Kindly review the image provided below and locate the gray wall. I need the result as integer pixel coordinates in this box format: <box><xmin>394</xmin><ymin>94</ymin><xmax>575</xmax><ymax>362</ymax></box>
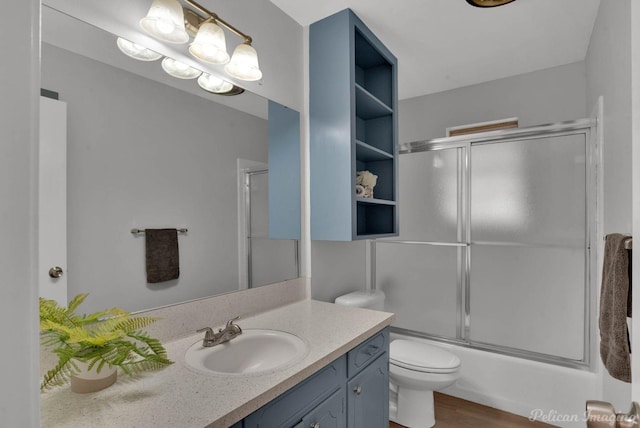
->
<box><xmin>399</xmin><ymin>61</ymin><xmax>587</xmax><ymax>143</ymax></box>
<box><xmin>42</xmin><ymin>44</ymin><xmax>268</xmax><ymax>314</ymax></box>
<box><xmin>585</xmin><ymin>0</ymin><xmax>633</xmax><ymax>410</ymax></box>
<box><xmin>0</xmin><ymin>1</ymin><xmax>40</xmax><ymax>425</ymax></box>
<box><xmin>311</xmin><ymin>62</ymin><xmax>588</xmax><ymax>303</ymax></box>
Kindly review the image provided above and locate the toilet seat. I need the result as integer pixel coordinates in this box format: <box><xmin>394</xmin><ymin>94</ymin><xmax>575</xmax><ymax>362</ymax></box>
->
<box><xmin>390</xmin><ymin>340</ymin><xmax>461</xmax><ymax>374</ymax></box>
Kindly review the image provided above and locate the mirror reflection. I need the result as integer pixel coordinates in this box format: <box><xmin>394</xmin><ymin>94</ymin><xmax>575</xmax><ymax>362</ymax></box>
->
<box><xmin>40</xmin><ymin>6</ymin><xmax>299</xmax><ymax>313</ymax></box>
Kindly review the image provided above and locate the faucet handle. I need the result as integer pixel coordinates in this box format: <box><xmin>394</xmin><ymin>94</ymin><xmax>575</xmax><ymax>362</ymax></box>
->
<box><xmin>226</xmin><ymin>316</ymin><xmax>240</xmax><ymax>328</ymax></box>
<box><xmin>197</xmin><ymin>327</ymin><xmax>215</xmax><ymax>340</ymax></box>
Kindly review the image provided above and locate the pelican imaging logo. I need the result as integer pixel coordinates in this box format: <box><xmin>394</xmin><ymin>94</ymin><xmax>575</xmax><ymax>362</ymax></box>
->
<box><xmin>529</xmin><ymin>408</ymin><xmax>639</xmax><ymax>424</ymax></box>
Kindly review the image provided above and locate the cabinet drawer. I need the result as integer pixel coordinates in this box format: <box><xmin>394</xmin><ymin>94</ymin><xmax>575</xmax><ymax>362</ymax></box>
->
<box><xmin>298</xmin><ymin>388</ymin><xmax>346</xmax><ymax>428</ymax></box>
<box><xmin>244</xmin><ymin>355</ymin><xmax>346</xmax><ymax>428</ymax></box>
<box><xmin>347</xmin><ymin>328</ymin><xmax>389</xmax><ymax>377</ymax></box>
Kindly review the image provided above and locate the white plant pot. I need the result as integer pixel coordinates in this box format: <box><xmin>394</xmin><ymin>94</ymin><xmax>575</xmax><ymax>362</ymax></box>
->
<box><xmin>70</xmin><ymin>360</ymin><xmax>117</xmax><ymax>393</ymax></box>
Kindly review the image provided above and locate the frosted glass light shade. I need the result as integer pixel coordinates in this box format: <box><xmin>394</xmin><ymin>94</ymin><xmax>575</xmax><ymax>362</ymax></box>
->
<box><xmin>189</xmin><ymin>22</ymin><xmax>230</xmax><ymax>64</ymax></box>
<box><xmin>197</xmin><ymin>73</ymin><xmax>234</xmax><ymax>94</ymax></box>
<box><xmin>140</xmin><ymin>0</ymin><xmax>189</xmax><ymax>44</ymax></box>
<box><xmin>161</xmin><ymin>57</ymin><xmax>202</xmax><ymax>79</ymax></box>
<box><xmin>224</xmin><ymin>43</ymin><xmax>262</xmax><ymax>81</ymax></box>
<box><xmin>116</xmin><ymin>38</ymin><xmax>163</xmax><ymax>61</ymax></box>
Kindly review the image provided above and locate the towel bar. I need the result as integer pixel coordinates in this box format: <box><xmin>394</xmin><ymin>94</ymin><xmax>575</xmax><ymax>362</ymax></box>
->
<box><xmin>625</xmin><ymin>238</ymin><xmax>633</xmax><ymax>250</ymax></box>
<box><xmin>130</xmin><ymin>228</ymin><xmax>188</xmax><ymax>234</ymax></box>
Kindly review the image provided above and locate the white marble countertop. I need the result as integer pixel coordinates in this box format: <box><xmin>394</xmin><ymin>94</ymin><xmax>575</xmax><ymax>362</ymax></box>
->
<box><xmin>40</xmin><ymin>299</ymin><xmax>394</xmax><ymax>428</ymax></box>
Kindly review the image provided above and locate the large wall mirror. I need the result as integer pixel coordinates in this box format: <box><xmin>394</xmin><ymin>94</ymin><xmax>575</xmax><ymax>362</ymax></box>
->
<box><xmin>40</xmin><ymin>3</ymin><xmax>301</xmax><ymax>313</ymax></box>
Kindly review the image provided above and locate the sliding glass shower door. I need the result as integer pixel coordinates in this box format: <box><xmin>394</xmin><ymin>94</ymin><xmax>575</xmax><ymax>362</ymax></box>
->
<box><xmin>376</xmin><ymin>122</ymin><xmax>594</xmax><ymax>366</ymax></box>
<box><xmin>469</xmin><ymin>135</ymin><xmax>587</xmax><ymax>361</ymax></box>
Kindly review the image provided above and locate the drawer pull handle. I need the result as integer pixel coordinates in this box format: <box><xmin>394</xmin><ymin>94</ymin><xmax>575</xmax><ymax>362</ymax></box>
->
<box><xmin>365</xmin><ymin>345</ymin><xmax>379</xmax><ymax>356</ymax></box>
<box><xmin>353</xmin><ymin>385</ymin><xmax>362</xmax><ymax>395</ymax></box>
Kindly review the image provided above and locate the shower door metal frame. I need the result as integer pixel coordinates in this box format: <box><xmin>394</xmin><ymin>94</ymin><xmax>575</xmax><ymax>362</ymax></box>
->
<box><xmin>243</xmin><ymin>169</ymin><xmax>300</xmax><ymax>289</ymax></box>
<box><xmin>379</xmin><ymin>118</ymin><xmax>597</xmax><ymax>369</ymax></box>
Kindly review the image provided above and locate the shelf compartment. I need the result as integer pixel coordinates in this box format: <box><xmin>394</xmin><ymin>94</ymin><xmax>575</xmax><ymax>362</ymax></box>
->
<box><xmin>355</xmin><ymin>84</ymin><xmax>393</xmax><ymax>120</ymax></box>
<box><xmin>356</xmin><ymin>197</ymin><xmax>396</xmax><ymax>206</ymax></box>
<box><xmin>355</xmin><ymin>140</ymin><xmax>393</xmax><ymax>162</ymax></box>
<box><xmin>357</xmin><ymin>202</ymin><xmax>396</xmax><ymax>237</ymax></box>
<box><xmin>356</xmin><ymin>158</ymin><xmax>395</xmax><ymax>201</ymax></box>
<box><xmin>355</xmin><ymin>30</ymin><xmax>393</xmax><ymax>108</ymax></box>
<box><xmin>356</xmin><ymin>115</ymin><xmax>393</xmax><ymax>154</ymax></box>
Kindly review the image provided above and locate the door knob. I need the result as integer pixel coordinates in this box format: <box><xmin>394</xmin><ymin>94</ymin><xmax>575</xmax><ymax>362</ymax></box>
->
<box><xmin>353</xmin><ymin>386</ymin><xmax>362</xmax><ymax>395</ymax></box>
<box><xmin>48</xmin><ymin>266</ymin><xmax>64</xmax><ymax>278</ymax></box>
<box><xmin>311</xmin><ymin>424</ymin><xmax>320</xmax><ymax>428</ymax></box>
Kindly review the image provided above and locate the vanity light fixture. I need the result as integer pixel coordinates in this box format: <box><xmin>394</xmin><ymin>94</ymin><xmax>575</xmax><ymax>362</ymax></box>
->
<box><xmin>140</xmin><ymin>0</ymin><xmax>262</xmax><ymax>81</ymax></box>
<box><xmin>161</xmin><ymin>57</ymin><xmax>202</xmax><ymax>79</ymax></box>
<box><xmin>197</xmin><ymin>72</ymin><xmax>234</xmax><ymax>93</ymax></box>
<box><xmin>140</xmin><ymin>0</ymin><xmax>190</xmax><ymax>43</ymax></box>
<box><xmin>189</xmin><ymin>20</ymin><xmax>229</xmax><ymax>64</ymax></box>
<box><xmin>465</xmin><ymin>0</ymin><xmax>517</xmax><ymax>7</ymax></box>
<box><xmin>116</xmin><ymin>37</ymin><xmax>163</xmax><ymax>61</ymax></box>
<box><xmin>225</xmin><ymin>43</ymin><xmax>262</xmax><ymax>82</ymax></box>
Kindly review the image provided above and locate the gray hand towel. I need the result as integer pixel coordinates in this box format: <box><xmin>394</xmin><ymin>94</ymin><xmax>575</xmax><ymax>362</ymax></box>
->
<box><xmin>145</xmin><ymin>229</ymin><xmax>180</xmax><ymax>284</ymax></box>
<box><xmin>599</xmin><ymin>233</ymin><xmax>631</xmax><ymax>383</ymax></box>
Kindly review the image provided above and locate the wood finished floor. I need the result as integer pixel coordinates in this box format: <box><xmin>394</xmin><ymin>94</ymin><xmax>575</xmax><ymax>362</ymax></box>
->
<box><xmin>389</xmin><ymin>393</ymin><xmax>556</xmax><ymax>428</ymax></box>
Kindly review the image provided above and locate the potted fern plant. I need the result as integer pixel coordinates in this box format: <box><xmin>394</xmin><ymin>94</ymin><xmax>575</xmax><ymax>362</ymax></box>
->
<box><xmin>40</xmin><ymin>293</ymin><xmax>173</xmax><ymax>393</ymax></box>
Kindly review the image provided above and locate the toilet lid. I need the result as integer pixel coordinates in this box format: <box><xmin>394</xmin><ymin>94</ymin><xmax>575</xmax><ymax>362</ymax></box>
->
<box><xmin>390</xmin><ymin>340</ymin><xmax>461</xmax><ymax>374</ymax></box>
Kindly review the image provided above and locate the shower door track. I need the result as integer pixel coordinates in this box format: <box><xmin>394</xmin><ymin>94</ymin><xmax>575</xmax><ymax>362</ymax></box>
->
<box><xmin>381</xmin><ymin>118</ymin><xmax>597</xmax><ymax>370</ymax></box>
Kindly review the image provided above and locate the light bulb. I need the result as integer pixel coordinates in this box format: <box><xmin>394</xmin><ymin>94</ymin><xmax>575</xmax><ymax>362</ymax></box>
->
<box><xmin>197</xmin><ymin>73</ymin><xmax>234</xmax><ymax>94</ymax></box>
<box><xmin>189</xmin><ymin>21</ymin><xmax>230</xmax><ymax>64</ymax></box>
<box><xmin>116</xmin><ymin>38</ymin><xmax>163</xmax><ymax>61</ymax></box>
<box><xmin>140</xmin><ymin>0</ymin><xmax>189</xmax><ymax>44</ymax></box>
<box><xmin>161</xmin><ymin>57</ymin><xmax>202</xmax><ymax>79</ymax></box>
<box><xmin>224</xmin><ymin>43</ymin><xmax>262</xmax><ymax>82</ymax></box>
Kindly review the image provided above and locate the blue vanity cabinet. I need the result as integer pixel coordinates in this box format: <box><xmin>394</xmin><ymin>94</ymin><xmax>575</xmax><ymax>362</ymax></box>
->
<box><xmin>346</xmin><ymin>328</ymin><xmax>389</xmax><ymax>428</ymax></box>
<box><xmin>268</xmin><ymin>100</ymin><xmax>301</xmax><ymax>240</ymax></box>
<box><xmin>240</xmin><ymin>327</ymin><xmax>389</xmax><ymax>428</ymax></box>
<box><xmin>295</xmin><ymin>389</ymin><xmax>347</xmax><ymax>428</ymax></box>
<box><xmin>347</xmin><ymin>354</ymin><xmax>389</xmax><ymax>428</ymax></box>
<box><xmin>310</xmin><ymin>9</ymin><xmax>398</xmax><ymax>241</ymax></box>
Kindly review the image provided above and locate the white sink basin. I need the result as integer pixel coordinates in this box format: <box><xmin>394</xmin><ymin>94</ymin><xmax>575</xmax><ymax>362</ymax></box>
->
<box><xmin>184</xmin><ymin>329</ymin><xmax>308</xmax><ymax>375</ymax></box>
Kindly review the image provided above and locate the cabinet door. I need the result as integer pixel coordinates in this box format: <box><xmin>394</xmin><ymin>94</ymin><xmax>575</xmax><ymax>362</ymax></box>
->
<box><xmin>301</xmin><ymin>388</ymin><xmax>346</xmax><ymax>428</ymax></box>
<box><xmin>347</xmin><ymin>354</ymin><xmax>389</xmax><ymax>428</ymax></box>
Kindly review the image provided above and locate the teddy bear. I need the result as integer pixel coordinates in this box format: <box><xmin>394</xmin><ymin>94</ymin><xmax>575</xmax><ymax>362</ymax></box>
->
<box><xmin>355</xmin><ymin>170</ymin><xmax>378</xmax><ymax>198</ymax></box>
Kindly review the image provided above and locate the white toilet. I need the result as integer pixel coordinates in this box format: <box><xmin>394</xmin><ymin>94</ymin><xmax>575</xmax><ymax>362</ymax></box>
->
<box><xmin>335</xmin><ymin>290</ymin><xmax>461</xmax><ymax>428</ymax></box>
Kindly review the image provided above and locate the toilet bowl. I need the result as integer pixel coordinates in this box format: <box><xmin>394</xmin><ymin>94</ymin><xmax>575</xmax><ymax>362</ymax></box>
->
<box><xmin>334</xmin><ymin>290</ymin><xmax>461</xmax><ymax>428</ymax></box>
<box><xmin>389</xmin><ymin>339</ymin><xmax>460</xmax><ymax>428</ymax></box>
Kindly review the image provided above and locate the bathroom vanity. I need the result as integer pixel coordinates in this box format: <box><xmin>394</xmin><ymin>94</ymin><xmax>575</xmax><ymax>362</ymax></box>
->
<box><xmin>40</xmin><ymin>292</ymin><xmax>393</xmax><ymax>427</ymax></box>
<box><xmin>241</xmin><ymin>328</ymin><xmax>389</xmax><ymax>428</ymax></box>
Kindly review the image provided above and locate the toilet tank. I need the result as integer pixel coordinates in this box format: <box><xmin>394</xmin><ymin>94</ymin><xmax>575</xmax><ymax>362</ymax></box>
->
<box><xmin>334</xmin><ymin>290</ymin><xmax>385</xmax><ymax>311</ymax></box>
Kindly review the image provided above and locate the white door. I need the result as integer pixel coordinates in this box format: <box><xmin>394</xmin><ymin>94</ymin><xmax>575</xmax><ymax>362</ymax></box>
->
<box><xmin>39</xmin><ymin>96</ymin><xmax>67</xmax><ymax>305</ymax></box>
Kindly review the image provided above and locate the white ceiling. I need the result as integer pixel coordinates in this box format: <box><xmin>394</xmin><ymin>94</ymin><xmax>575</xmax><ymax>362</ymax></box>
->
<box><xmin>271</xmin><ymin>0</ymin><xmax>601</xmax><ymax>100</ymax></box>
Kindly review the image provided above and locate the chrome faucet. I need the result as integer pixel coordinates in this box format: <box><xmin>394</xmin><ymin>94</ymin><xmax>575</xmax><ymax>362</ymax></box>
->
<box><xmin>197</xmin><ymin>316</ymin><xmax>242</xmax><ymax>347</ymax></box>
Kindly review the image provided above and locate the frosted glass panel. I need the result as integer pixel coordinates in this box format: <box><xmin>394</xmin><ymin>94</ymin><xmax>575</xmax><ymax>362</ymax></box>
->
<box><xmin>250</xmin><ymin>238</ymin><xmax>298</xmax><ymax>287</ymax></box>
<box><xmin>376</xmin><ymin>243</ymin><xmax>458</xmax><ymax>338</ymax></box>
<box><xmin>397</xmin><ymin>149</ymin><xmax>458</xmax><ymax>242</ymax></box>
<box><xmin>469</xmin><ymin>245</ymin><xmax>585</xmax><ymax>360</ymax></box>
<box><xmin>471</xmin><ymin>135</ymin><xmax>586</xmax><ymax>246</ymax></box>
